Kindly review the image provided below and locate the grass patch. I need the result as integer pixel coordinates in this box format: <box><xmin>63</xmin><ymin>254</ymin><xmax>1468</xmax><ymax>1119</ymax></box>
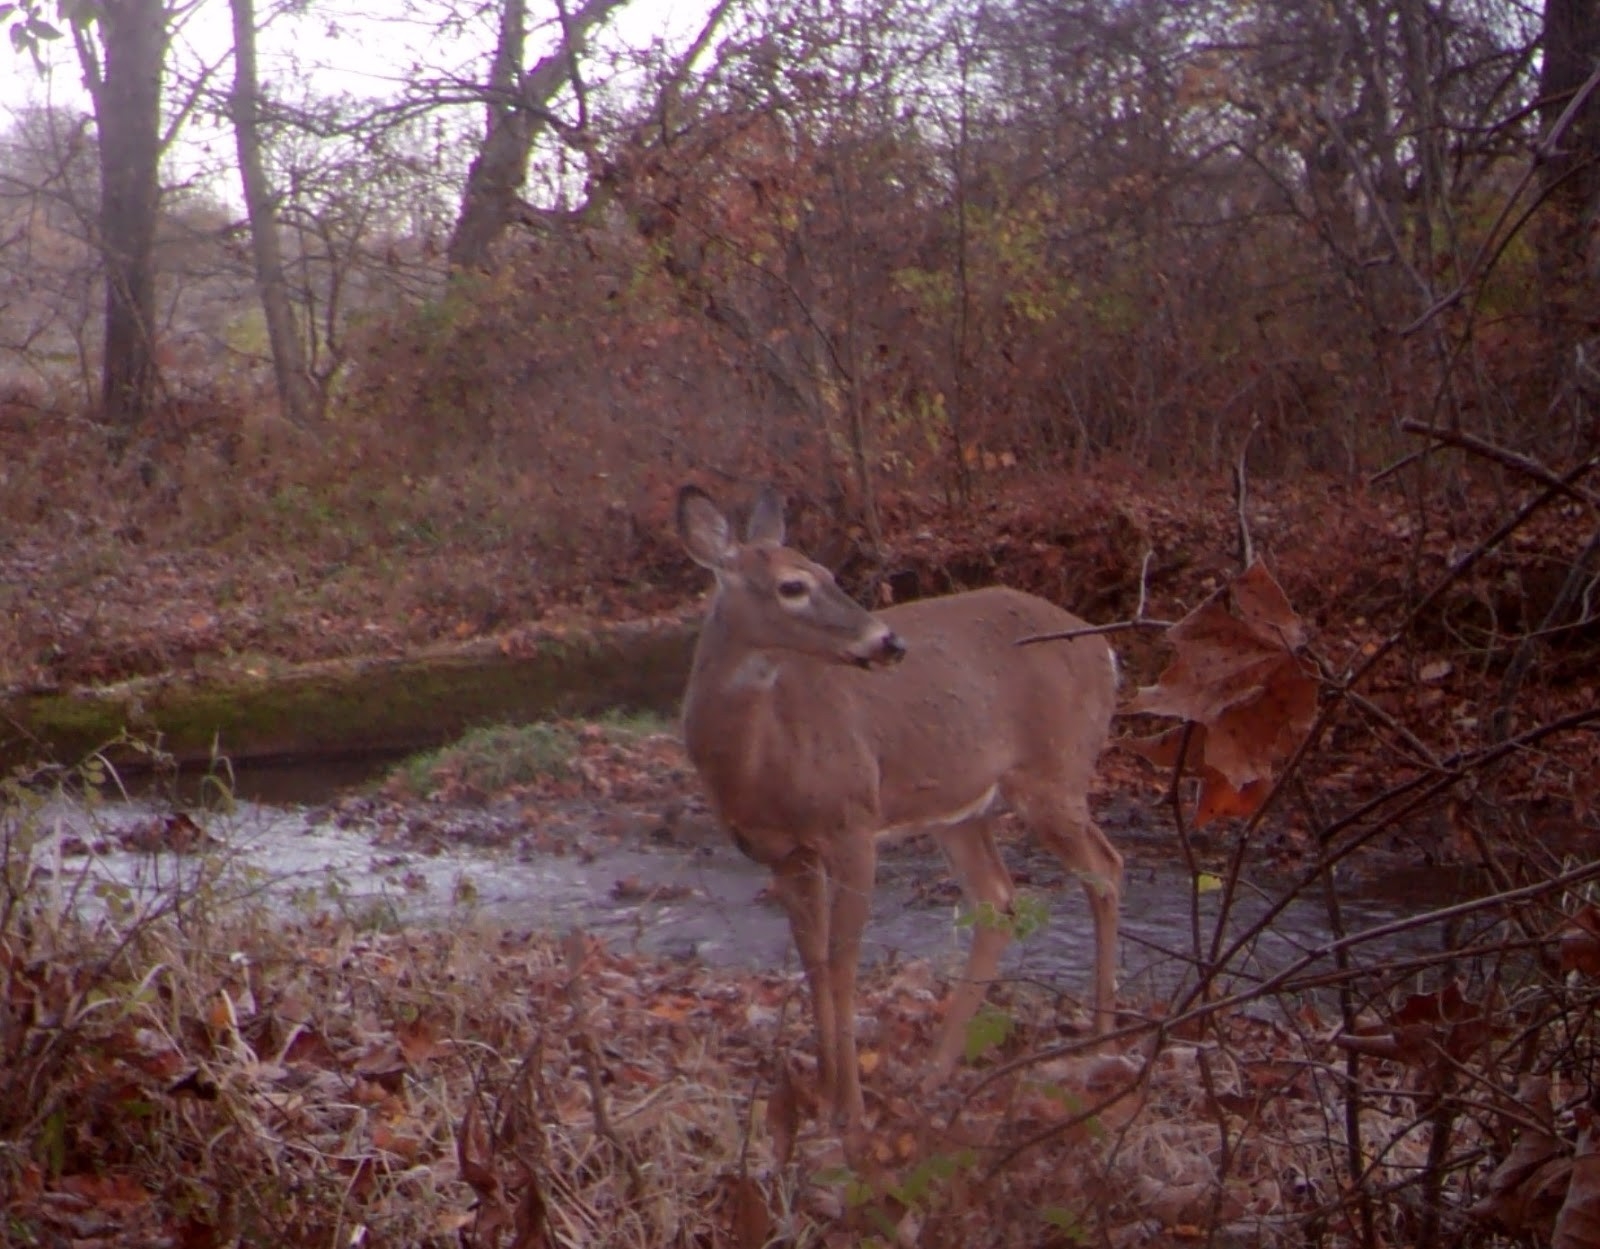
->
<box><xmin>392</xmin><ymin>709</ymin><xmax>678</xmax><ymax>801</ymax></box>
<box><xmin>592</xmin><ymin>706</ymin><xmax>674</xmax><ymax>739</ymax></box>
<box><xmin>399</xmin><ymin>722</ymin><xmax>582</xmax><ymax>795</ymax></box>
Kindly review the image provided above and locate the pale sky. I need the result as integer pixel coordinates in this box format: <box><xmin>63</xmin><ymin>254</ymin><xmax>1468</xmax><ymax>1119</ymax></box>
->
<box><xmin>0</xmin><ymin>0</ymin><xmax>715</xmax><ymax>212</ymax></box>
<box><xmin>1</xmin><ymin>0</ymin><xmax>713</xmax><ymax>128</ymax></box>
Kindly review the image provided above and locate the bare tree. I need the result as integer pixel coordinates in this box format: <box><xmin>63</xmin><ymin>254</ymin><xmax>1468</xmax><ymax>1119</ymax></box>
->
<box><xmin>1538</xmin><ymin>0</ymin><xmax>1600</xmax><ymax>441</ymax></box>
<box><xmin>74</xmin><ymin>0</ymin><xmax>169</xmax><ymax>443</ymax></box>
<box><xmin>228</xmin><ymin>0</ymin><xmax>320</xmax><ymax>426</ymax></box>
<box><xmin>446</xmin><ymin>0</ymin><xmax>628</xmax><ymax>271</ymax></box>
<box><xmin>0</xmin><ymin>105</ymin><xmax>100</xmax><ymax>396</ymax></box>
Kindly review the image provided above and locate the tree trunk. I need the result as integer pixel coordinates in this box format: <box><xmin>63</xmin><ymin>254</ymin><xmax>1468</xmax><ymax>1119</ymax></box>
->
<box><xmin>228</xmin><ymin>0</ymin><xmax>320</xmax><ymax>426</ymax></box>
<box><xmin>90</xmin><ymin>0</ymin><xmax>166</xmax><ymax>447</ymax></box>
<box><xmin>448</xmin><ymin>0</ymin><xmax>530</xmax><ymax>272</ymax></box>
<box><xmin>1538</xmin><ymin>0</ymin><xmax>1600</xmax><ymax>439</ymax></box>
<box><xmin>446</xmin><ymin>0</ymin><xmax>628</xmax><ymax>272</ymax></box>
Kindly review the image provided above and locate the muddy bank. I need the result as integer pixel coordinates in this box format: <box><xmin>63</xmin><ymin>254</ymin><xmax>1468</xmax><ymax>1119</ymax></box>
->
<box><xmin>0</xmin><ymin>618</ymin><xmax>697</xmax><ymax>772</ymax></box>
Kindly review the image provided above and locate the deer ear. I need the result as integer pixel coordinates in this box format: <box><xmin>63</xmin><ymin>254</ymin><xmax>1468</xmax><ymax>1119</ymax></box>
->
<box><xmin>678</xmin><ymin>486</ymin><xmax>735</xmax><ymax>569</ymax></box>
<box><xmin>746</xmin><ymin>486</ymin><xmax>786</xmax><ymax>546</ymax></box>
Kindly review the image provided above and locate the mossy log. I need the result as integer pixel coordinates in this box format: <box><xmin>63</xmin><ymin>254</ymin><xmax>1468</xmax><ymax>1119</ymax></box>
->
<box><xmin>0</xmin><ymin>619</ymin><xmax>699</xmax><ymax>771</ymax></box>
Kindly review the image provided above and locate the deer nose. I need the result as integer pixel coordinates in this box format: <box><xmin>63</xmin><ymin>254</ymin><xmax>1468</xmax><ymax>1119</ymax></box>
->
<box><xmin>849</xmin><ymin>624</ymin><xmax>907</xmax><ymax>668</ymax></box>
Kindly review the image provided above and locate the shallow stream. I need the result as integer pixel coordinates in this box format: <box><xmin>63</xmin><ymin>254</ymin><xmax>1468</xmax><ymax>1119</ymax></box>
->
<box><xmin>22</xmin><ymin>754</ymin><xmax>1480</xmax><ymax>1019</ymax></box>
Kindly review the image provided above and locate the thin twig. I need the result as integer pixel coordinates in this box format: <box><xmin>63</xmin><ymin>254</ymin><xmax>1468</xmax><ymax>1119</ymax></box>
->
<box><xmin>1368</xmin><ymin>444</ymin><xmax>1434</xmax><ymax>487</ymax></box>
<box><xmin>1398</xmin><ymin>420</ymin><xmax>1600</xmax><ymax>510</ymax></box>
<box><xmin>1015</xmin><ymin>617</ymin><xmax>1173</xmax><ymax>646</ymax></box>
<box><xmin>1234</xmin><ymin>417</ymin><xmax>1261</xmax><ymax>569</ymax></box>
<box><xmin>1135</xmin><ymin>549</ymin><xmax>1153</xmax><ymax>619</ymax></box>
<box><xmin>1018</xmin><ymin>548</ymin><xmax>1172</xmax><ymax>645</ymax></box>
<box><xmin>998</xmin><ymin>853</ymin><xmax>1600</xmax><ymax>1101</ymax></box>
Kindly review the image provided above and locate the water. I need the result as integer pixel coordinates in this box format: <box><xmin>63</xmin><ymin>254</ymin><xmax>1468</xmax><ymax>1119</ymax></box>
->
<box><xmin>17</xmin><ymin>779</ymin><xmax>1467</xmax><ymax>1021</ymax></box>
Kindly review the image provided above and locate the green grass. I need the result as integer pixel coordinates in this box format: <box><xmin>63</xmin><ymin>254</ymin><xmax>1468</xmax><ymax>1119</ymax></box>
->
<box><xmin>593</xmin><ymin>707</ymin><xmax>673</xmax><ymax>739</ymax></box>
<box><xmin>398</xmin><ymin>722</ymin><xmax>579</xmax><ymax>795</ymax></box>
<box><xmin>393</xmin><ymin>710</ymin><xmax>675</xmax><ymax>800</ymax></box>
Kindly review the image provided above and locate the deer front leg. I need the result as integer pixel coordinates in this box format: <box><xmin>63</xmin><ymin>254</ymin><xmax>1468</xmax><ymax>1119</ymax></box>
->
<box><xmin>770</xmin><ymin>847</ymin><xmax>840</xmax><ymax>1115</ymax></box>
<box><xmin>824</xmin><ymin>831</ymin><xmax>877</xmax><ymax>1129</ymax></box>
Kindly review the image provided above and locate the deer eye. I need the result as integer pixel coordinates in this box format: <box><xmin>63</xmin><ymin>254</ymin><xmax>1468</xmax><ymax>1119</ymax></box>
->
<box><xmin>777</xmin><ymin>578</ymin><xmax>809</xmax><ymax>602</ymax></box>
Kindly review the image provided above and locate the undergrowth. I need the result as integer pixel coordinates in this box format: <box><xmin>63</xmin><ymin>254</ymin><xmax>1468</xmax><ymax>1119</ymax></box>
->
<box><xmin>7</xmin><ymin>718</ymin><xmax>1600</xmax><ymax>1246</ymax></box>
<box><xmin>0</xmin><ymin>750</ymin><xmax>764</xmax><ymax>1247</ymax></box>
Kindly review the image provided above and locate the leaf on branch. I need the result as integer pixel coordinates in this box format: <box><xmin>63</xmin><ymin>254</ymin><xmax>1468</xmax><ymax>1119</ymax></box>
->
<box><xmin>1124</xmin><ymin>722</ymin><xmax>1266</xmax><ymax>822</ymax></box>
<box><xmin>1335</xmin><ymin>981</ymin><xmax>1494</xmax><ymax>1069</ymax></box>
<box><xmin>1196</xmin><ymin>772</ymin><xmax>1271</xmax><ymax>825</ymax></box>
<box><xmin>1126</xmin><ymin>560</ymin><xmax>1317</xmax><ymax>825</ymax></box>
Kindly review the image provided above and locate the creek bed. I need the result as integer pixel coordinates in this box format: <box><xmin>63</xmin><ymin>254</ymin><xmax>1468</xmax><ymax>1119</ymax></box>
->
<box><xmin>21</xmin><ymin>775</ymin><xmax>1470</xmax><ymax>1022</ymax></box>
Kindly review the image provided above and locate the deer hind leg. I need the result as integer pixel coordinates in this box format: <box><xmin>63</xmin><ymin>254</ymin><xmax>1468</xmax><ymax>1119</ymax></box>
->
<box><xmin>926</xmin><ymin>818</ymin><xmax>1016</xmax><ymax>1084</ymax></box>
<box><xmin>1011</xmin><ymin>783</ymin><xmax>1123</xmax><ymax>1034</ymax></box>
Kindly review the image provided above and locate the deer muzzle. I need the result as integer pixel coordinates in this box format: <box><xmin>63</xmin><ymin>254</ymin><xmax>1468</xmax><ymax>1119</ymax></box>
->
<box><xmin>853</xmin><ymin>630</ymin><xmax>907</xmax><ymax>669</ymax></box>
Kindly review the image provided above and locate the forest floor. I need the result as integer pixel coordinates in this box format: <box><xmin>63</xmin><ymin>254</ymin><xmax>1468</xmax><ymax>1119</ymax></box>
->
<box><xmin>0</xmin><ymin>465</ymin><xmax>1493</xmax><ymax>689</ymax></box>
<box><xmin>4</xmin><ymin>466</ymin><xmax>1598</xmax><ymax>1246</ymax></box>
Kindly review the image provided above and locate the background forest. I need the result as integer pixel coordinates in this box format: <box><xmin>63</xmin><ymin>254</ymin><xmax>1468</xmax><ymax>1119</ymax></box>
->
<box><xmin>1</xmin><ymin>0</ymin><xmax>1595</xmax><ymax>572</ymax></box>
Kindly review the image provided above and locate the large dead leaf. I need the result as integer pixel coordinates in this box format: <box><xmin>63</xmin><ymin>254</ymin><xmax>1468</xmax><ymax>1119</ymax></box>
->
<box><xmin>721</xmin><ymin>1173</ymin><xmax>775</xmax><ymax>1249</ymax></box>
<box><xmin>1555</xmin><ymin>1114</ymin><xmax>1600</xmax><ymax>1249</ymax></box>
<box><xmin>1469</xmin><ymin>1076</ymin><xmax>1569</xmax><ymax>1236</ymax></box>
<box><xmin>1127</xmin><ymin>561</ymin><xmax>1317</xmax><ymax>823</ymax></box>
<box><xmin>458</xmin><ymin>1101</ymin><xmax>514</xmax><ymax>1243</ymax></box>
<box><xmin>1125</xmin><ymin>724</ymin><xmax>1272</xmax><ymax>825</ymax></box>
<box><xmin>1336</xmin><ymin>981</ymin><xmax>1494</xmax><ymax>1070</ymax></box>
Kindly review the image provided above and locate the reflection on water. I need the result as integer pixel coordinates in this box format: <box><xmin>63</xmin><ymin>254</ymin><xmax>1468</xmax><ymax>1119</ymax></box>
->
<box><xmin>127</xmin><ymin>754</ymin><xmax>406</xmax><ymax>809</ymax></box>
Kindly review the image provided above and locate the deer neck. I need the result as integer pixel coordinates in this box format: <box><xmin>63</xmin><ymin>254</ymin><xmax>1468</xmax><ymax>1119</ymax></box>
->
<box><xmin>682</xmin><ymin>608</ymin><xmax>888</xmax><ymax>860</ymax></box>
<box><xmin>685</xmin><ymin>612</ymin><xmax>779</xmax><ymax>743</ymax></box>
<box><xmin>683</xmin><ymin>612</ymin><xmax>821</xmax><ymax>810</ymax></box>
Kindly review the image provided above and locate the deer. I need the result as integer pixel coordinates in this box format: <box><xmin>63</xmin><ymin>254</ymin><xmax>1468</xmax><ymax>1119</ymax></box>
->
<box><xmin>676</xmin><ymin>484</ymin><xmax>1123</xmax><ymax>1130</ymax></box>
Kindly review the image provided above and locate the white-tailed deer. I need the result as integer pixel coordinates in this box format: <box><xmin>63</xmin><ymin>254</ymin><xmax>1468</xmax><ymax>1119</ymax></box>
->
<box><xmin>677</xmin><ymin>484</ymin><xmax>1122</xmax><ymax>1129</ymax></box>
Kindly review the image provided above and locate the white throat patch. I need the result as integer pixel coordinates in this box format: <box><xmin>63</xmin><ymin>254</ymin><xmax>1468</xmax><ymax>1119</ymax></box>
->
<box><xmin>727</xmin><ymin>652</ymin><xmax>780</xmax><ymax>692</ymax></box>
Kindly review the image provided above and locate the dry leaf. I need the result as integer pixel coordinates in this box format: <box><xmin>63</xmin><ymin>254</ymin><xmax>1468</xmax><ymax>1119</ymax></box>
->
<box><xmin>1560</xmin><ymin>906</ymin><xmax>1600</xmax><ymax>977</ymax></box>
<box><xmin>1337</xmin><ymin>981</ymin><xmax>1492</xmax><ymax>1069</ymax></box>
<box><xmin>724</xmin><ymin>1174</ymin><xmax>774</xmax><ymax>1249</ymax></box>
<box><xmin>1470</xmin><ymin>1076</ymin><xmax>1567</xmax><ymax>1235</ymax></box>
<box><xmin>509</xmin><ymin>1167</ymin><xmax>552</xmax><ymax>1249</ymax></box>
<box><xmin>1126</xmin><ymin>560</ymin><xmax>1316</xmax><ymax>824</ymax></box>
<box><xmin>1555</xmin><ymin>1116</ymin><xmax>1600</xmax><ymax>1249</ymax></box>
<box><xmin>766</xmin><ymin>1059</ymin><xmax>801</xmax><ymax>1168</ymax></box>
